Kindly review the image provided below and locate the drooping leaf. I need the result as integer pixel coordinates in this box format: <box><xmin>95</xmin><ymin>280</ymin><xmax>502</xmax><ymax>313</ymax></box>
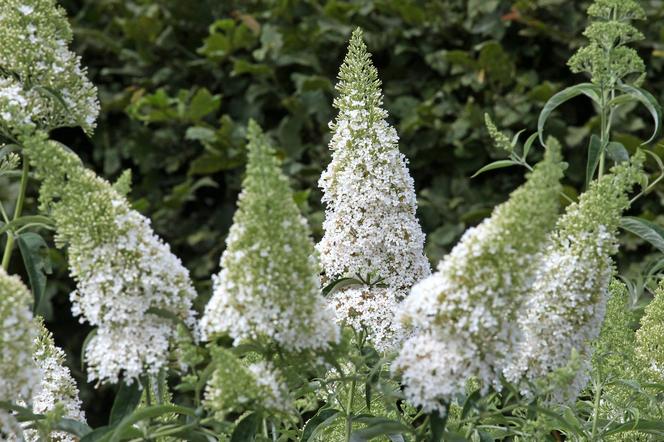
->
<box><xmin>429</xmin><ymin>409</ymin><xmax>448</xmax><ymax>442</ymax></box>
<box><xmin>620</xmin><ymin>217</ymin><xmax>664</xmax><ymax>253</ymax></box>
<box><xmin>230</xmin><ymin>412</ymin><xmax>261</xmax><ymax>442</ymax></box>
<box><xmin>349</xmin><ymin>417</ymin><xmax>410</xmax><ymax>442</ymax></box>
<box><xmin>522</xmin><ymin>132</ymin><xmax>538</xmax><ymax>160</ymax></box>
<box><xmin>538</xmin><ymin>83</ymin><xmax>601</xmax><ymax>145</ymax></box>
<box><xmin>53</xmin><ymin>418</ymin><xmax>93</xmax><ymax>437</ymax></box>
<box><xmin>301</xmin><ymin>409</ymin><xmax>340</xmax><ymax>442</ymax></box>
<box><xmin>471</xmin><ymin>160</ymin><xmax>517</xmax><ymax>178</ymax></box>
<box><xmin>16</xmin><ymin>232</ymin><xmax>52</xmax><ymax>315</ymax></box>
<box><xmin>109</xmin><ymin>382</ymin><xmax>142</xmax><ymax>426</ymax></box>
<box><xmin>617</xmin><ymin>84</ymin><xmax>662</xmax><ymax>144</ymax></box>
<box><xmin>322</xmin><ymin>277</ymin><xmax>363</xmax><ymax>297</ymax></box>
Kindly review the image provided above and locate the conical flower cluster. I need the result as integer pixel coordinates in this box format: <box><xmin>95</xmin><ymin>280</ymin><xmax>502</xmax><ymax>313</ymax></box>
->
<box><xmin>200</xmin><ymin>121</ymin><xmax>338</xmax><ymax>351</ymax></box>
<box><xmin>507</xmin><ymin>156</ymin><xmax>643</xmax><ymax>399</ymax></box>
<box><xmin>593</xmin><ymin>280</ymin><xmax>658</xmax><ymax>442</ymax></box>
<box><xmin>20</xmin><ymin>320</ymin><xmax>86</xmax><ymax>442</ymax></box>
<box><xmin>0</xmin><ymin>0</ymin><xmax>99</xmax><ymax>136</ymax></box>
<box><xmin>637</xmin><ymin>278</ymin><xmax>664</xmax><ymax>380</ymax></box>
<box><xmin>317</xmin><ymin>28</ymin><xmax>430</xmax><ymax>350</ymax></box>
<box><xmin>22</xmin><ymin>132</ymin><xmax>197</xmax><ymax>385</ymax></box>
<box><xmin>204</xmin><ymin>347</ymin><xmax>291</xmax><ymax>419</ymax></box>
<box><xmin>393</xmin><ymin>140</ymin><xmax>565</xmax><ymax>413</ymax></box>
<box><xmin>593</xmin><ymin>280</ymin><xmax>639</xmax><ymax>383</ymax></box>
<box><xmin>0</xmin><ymin>268</ymin><xmax>40</xmax><ymax>439</ymax></box>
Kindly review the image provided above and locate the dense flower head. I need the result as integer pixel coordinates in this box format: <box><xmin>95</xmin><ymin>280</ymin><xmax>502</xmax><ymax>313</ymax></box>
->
<box><xmin>591</xmin><ymin>279</ymin><xmax>659</xmax><ymax>441</ymax></box>
<box><xmin>593</xmin><ymin>279</ymin><xmax>638</xmax><ymax>381</ymax></box>
<box><xmin>0</xmin><ymin>0</ymin><xmax>99</xmax><ymax>136</ymax></box>
<box><xmin>20</xmin><ymin>320</ymin><xmax>86</xmax><ymax>442</ymax></box>
<box><xmin>203</xmin><ymin>347</ymin><xmax>291</xmax><ymax>419</ymax></box>
<box><xmin>200</xmin><ymin>121</ymin><xmax>338</xmax><ymax>351</ymax></box>
<box><xmin>0</xmin><ymin>268</ymin><xmax>40</xmax><ymax>439</ymax></box>
<box><xmin>393</xmin><ymin>140</ymin><xmax>564</xmax><ymax>413</ymax></box>
<box><xmin>22</xmin><ymin>132</ymin><xmax>197</xmax><ymax>385</ymax></box>
<box><xmin>327</xmin><ymin>286</ymin><xmax>404</xmax><ymax>352</ymax></box>
<box><xmin>568</xmin><ymin>0</ymin><xmax>645</xmax><ymax>87</ymax></box>
<box><xmin>507</xmin><ymin>155</ymin><xmax>643</xmax><ymax>399</ymax></box>
<box><xmin>317</xmin><ymin>28</ymin><xmax>430</xmax><ymax>349</ymax></box>
<box><xmin>636</xmin><ymin>278</ymin><xmax>664</xmax><ymax>381</ymax></box>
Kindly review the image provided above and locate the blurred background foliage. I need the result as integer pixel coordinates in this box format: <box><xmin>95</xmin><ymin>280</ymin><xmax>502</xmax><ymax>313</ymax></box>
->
<box><xmin>8</xmin><ymin>0</ymin><xmax>664</xmax><ymax>427</ymax></box>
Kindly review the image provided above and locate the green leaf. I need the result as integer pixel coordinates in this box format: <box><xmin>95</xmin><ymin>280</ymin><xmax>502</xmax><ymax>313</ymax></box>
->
<box><xmin>80</xmin><ymin>328</ymin><xmax>97</xmax><ymax>371</ymax></box>
<box><xmin>429</xmin><ymin>409</ymin><xmax>448</xmax><ymax>442</ymax></box>
<box><xmin>617</xmin><ymin>84</ymin><xmax>662</xmax><ymax>144</ymax></box>
<box><xmin>79</xmin><ymin>426</ymin><xmax>111</xmax><ymax>442</ymax></box>
<box><xmin>230</xmin><ymin>412</ymin><xmax>261</xmax><ymax>442</ymax></box>
<box><xmin>620</xmin><ymin>217</ymin><xmax>664</xmax><ymax>253</ymax></box>
<box><xmin>605</xmin><ymin>419</ymin><xmax>664</xmax><ymax>436</ymax></box>
<box><xmin>471</xmin><ymin>160</ymin><xmax>517</xmax><ymax>178</ymax></box>
<box><xmin>349</xmin><ymin>418</ymin><xmax>410</xmax><ymax>442</ymax></box>
<box><xmin>538</xmin><ymin>83</ymin><xmax>600</xmax><ymax>145</ymax></box>
<box><xmin>16</xmin><ymin>232</ymin><xmax>52</xmax><ymax>315</ymax></box>
<box><xmin>186</xmin><ymin>88</ymin><xmax>221</xmax><ymax>122</ymax></box>
<box><xmin>322</xmin><ymin>277</ymin><xmax>363</xmax><ymax>297</ymax></box>
<box><xmin>53</xmin><ymin>418</ymin><xmax>93</xmax><ymax>437</ymax></box>
<box><xmin>461</xmin><ymin>389</ymin><xmax>481</xmax><ymax>419</ymax></box>
<box><xmin>606</xmin><ymin>141</ymin><xmax>629</xmax><ymax>163</ymax></box>
<box><xmin>522</xmin><ymin>132</ymin><xmax>538</xmax><ymax>160</ymax></box>
<box><xmin>0</xmin><ymin>215</ymin><xmax>54</xmax><ymax>237</ymax></box>
<box><xmin>585</xmin><ymin>134</ymin><xmax>603</xmax><ymax>189</ymax></box>
<box><xmin>232</xmin><ymin>59</ymin><xmax>271</xmax><ymax>77</ymax></box>
<box><xmin>185</xmin><ymin>126</ymin><xmax>217</xmax><ymax>143</ymax></box>
<box><xmin>109</xmin><ymin>382</ymin><xmax>142</xmax><ymax>425</ymax></box>
<box><xmin>188</xmin><ymin>153</ymin><xmax>239</xmax><ymax>175</ymax></box>
<box><xmin>301</xmin><ymin>409</ymin><xmax>340</xmax><ymax>442</ymax></box>
<box><xmin>109</xmin><ymin>405</ymin><xmax>197</xmax><ymax>442</ymax></box>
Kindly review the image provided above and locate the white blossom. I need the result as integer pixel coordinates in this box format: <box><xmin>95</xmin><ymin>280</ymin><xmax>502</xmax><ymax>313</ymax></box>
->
<box><xmin>201</xmin><ymin>121</ymin><xmax>338</xmax><ymax>352</ymax></box>
<box><xmin>507</xmin><ymin>156</ymin><xmax>643</xmax><ymax>400</ymax></box>
<box><xmin>247</xmin><ymin>361</ymin><xmax>292</xmax><ymax>414</ymax></box>
<box><xmin>0</xmin><ymin>269</ymin><xmax>40</xmax><ymax>441</ymax></box>
<box><xmin>0</xmin><ymin>0</ymin><xmax>99</xmax><ymax>136</ymax></box>
<box><xmin>20</xmin><ymin>322</ymin><xmax>86</xmax><ymax>442</ymax></box>
<box><xmin>328</xmin><ymin>287</ymin><xmax>405</xmax><ymax>352</ymax></box>
<box><xmin>24</xmin><ymin>133</ymin><xmax>197</xmax><ymax>385</ymax></box>
<box><xmin>317</xmin><ymin>28</ymin><xmax>430</xmax><ymax>350</ymax></box>
<box><xmin>394</xmin><ymin>141</ymin><xmax>565</xmax><ymax>413</ymax></box>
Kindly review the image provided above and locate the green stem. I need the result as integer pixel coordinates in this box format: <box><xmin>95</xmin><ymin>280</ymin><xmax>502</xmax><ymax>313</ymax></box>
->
<box><xmin>598</xmin><ymin>93</ymin><xmax>608</xmax><ymax>179</ymax></box>
<box><xmin>344</xmin><ymin>377</ymin><xmax>357</xmax><ymax>442</ymax></box>
<box><xmin>591</xmin><ymin>378</ymin><xmax>603</xmax><ymax>440</ymax></box>
<box><xmin>2</xmin><ymin>157</ymin><xmax>29</xmax><ymax>270</ymax></box>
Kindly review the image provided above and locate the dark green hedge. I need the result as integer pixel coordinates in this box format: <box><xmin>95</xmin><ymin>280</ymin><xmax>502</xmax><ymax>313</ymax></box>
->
<box><xmin>33</xmin><ymin>0</ymin><xmax>664</xmax><ymax>425</ymax></box>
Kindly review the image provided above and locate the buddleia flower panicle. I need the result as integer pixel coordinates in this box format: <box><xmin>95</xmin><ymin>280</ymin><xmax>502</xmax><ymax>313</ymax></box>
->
<box><xmin>0</xmin><ymin>0</ymin><xmax>99</xmax><ymax>136</ymax></box>
<box><xmin>204</xmin><ymin>347</ymin><xmax>292</xmax><ymax>419</ymax></box>
<box><xmin>593</xmin><ymin>279</ymin><xmax>639</xmax><ymax>382</ymax></box>
<box><xmin>0</xmin><ymin>268</ymin><xmax>40</xmax><ymax>439</ymax></box>
<box><xmin>508</xmin><ymin>154</ymin><xmax>644</xmax><ymax>400</ymax></box>
<box><xmin>317</xmin><ymin>28</ymin><xmax>430</xmax><ymax>350</ymax></box>
<box><xmin>484</xmin><ymin>114</ymin><xmax>513</xmax><ymax>153</ymax></box>
<box><xmin>200</xmin><ymin>121</ymin><xmax>338</xmax><ymax>351</ymax></box>
<box><xmin>636</xmin><ymin>278</ymin><xmax>664</xmax><ymax>382</ymax></box>
<box><xmin>568</xmin><ymin>0</ymin><xmax>645</xmax><ymax>88</ymax></box>
<box><xmin>393</xmin><ymin>139</ymin><xmax>564</xmax><ymax>413</ymax></box>
<box><xmin>18</xmin><ymin>319</ymin><xmax>86</xmax><ymax>442</ymax></box>
<box><xmin>592</xmin><ymin>280</ymin><xmax>658</xmax><ymax>441</ymax></box>
<box><xmin>22</xmin><ymin>132</ymin><xmax>198</xmax><ymax>385</ymax></box>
